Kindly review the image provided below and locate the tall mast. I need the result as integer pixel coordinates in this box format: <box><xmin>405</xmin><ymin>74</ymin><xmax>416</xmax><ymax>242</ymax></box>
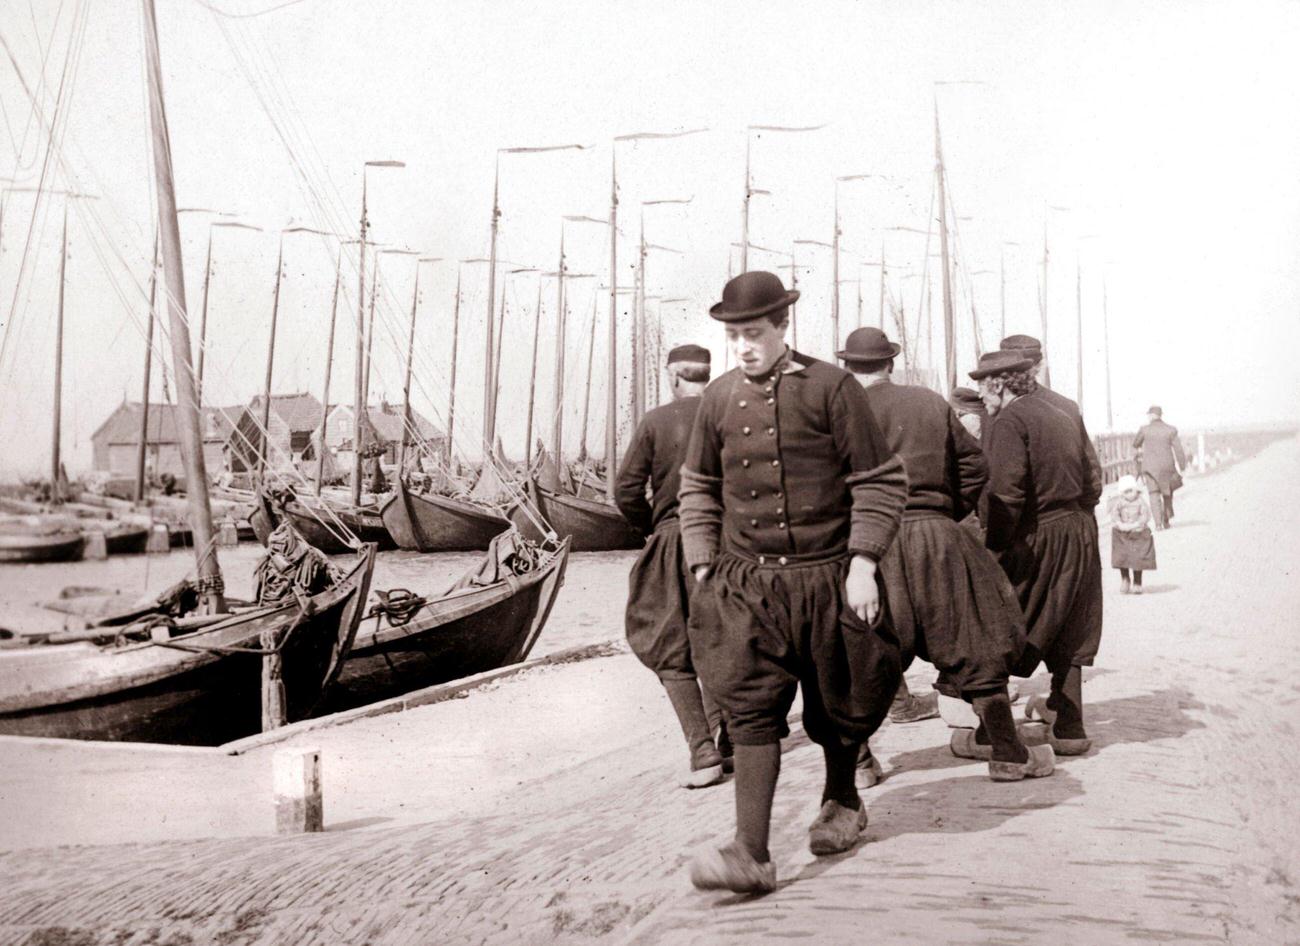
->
<box><xmin>1039</xmin><ymin>218</ymin><xmax>1052</xmax><ymax>387</ymax></box>
<box><xmin>605</xmin><ymin>152</ymin><xmax>618</xmax><ymax>500</ymax></box>
<box><xmin>831</xmin><ymin>189</ymin><xmax>840</xmax><ymax>353</ymax></box>
<box><xmin>363</xmin><ymin>260</ymin><xmax>380</xmax><ymax>408</ymax></box>
<box><xmin>935</xmin><ymin>102</ymin><xmax>956</xmax><ymax>394</ymax></box>
<box><xmin>1075</xmin><ymin>256</ymin><xmax>1084</xmax><ymax>410</ymax></box>
<box><xmin>524</xmin><ymin>278</ymin><xmax>543</xmax><ymax>467</ymax></box>
<box><xmin>50</xmin><ymin>204</ymin><xmax>68</xmax><ymax>502</ymax></box>
<box><xmin>257</xmin><ymin>234</ymin><xmax>284</xmax><ymax>474</ymax></box>
<box><xmin>483</xmin><ymin>159</ymin><xmax>501</xmax><ymax>453</ymax></box>
<box><xmin>580</xmin><ymin>294</ymin><xmax>597</xmax><ymax>462</ymax></box>
<box><xmin>878</xmin><ymin>243</ymin><xmax>887</xmax><ymax>329</ymax></box>
<box><xmin>446</xmin><ymin>271</ymin><xmax>460</xmax><ymax>465</ymax></box>
<box><xmin>999</xmin><ymin>244</ymin><xmax>1006</xmax><ymax>342</ymax></box>
<box><xmin>740</xmin><ymin>133</ymin><xmax>751</xmax><ymax>272</ymax></box>
<box><xmin>550</xmin><ymin>228</ymin><xmax>566</xmax><ymax>467</ymax></box>
<box><xmin>1102</xmin><ymin>275</ymin><xmax>1113</xmax><ymax>431</ymax></box>
<box><xmin>491</xmin><ymin>277</ymin><xmax>506</xmax><ymax>450</ymax></box>
<box><xmin>351</xmin><ymin>184</ymin><xmax>369</xmax><ymax>506</ymax></box>
<box><xmin>397</xmin><ymin>264</ymin><xmax>420</xmax><ymax>474</ymax></box>
<box><xmin>632</xmin><ymin>212</ymin><xmax>646</xmax><ymax>427</ymax></box>
<box><xmin>195</xmin><ymin>228</ymin><xmax>213</xmax><ymax>403</ymax></box>
<box><xmin>134</xmin><ymin>244</ymin><xmax>159</xmax><ymax>502</ymax></box>
<box><xmin>141</xmin><ymin>0</ymin><xmax>223</xmax><ymax>611</ymax></box>
<box><xmin>315</xmin><ymin>249</ymin><xmax>342</xmax><ymax>495</ymax></box>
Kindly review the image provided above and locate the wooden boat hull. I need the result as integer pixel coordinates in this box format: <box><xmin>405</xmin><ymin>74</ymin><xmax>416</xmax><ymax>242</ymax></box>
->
<box><xmin>0</xmin><ymin>545</ymin><xmax>376</xmax><ymax>744</ymax></box>
<box><xmin>251</xmin><ymin>493</ymin><xmax>396</xmax><ymax>554</ymax></box>
<box><xmin>0</xmin><ymin>530</ymin><xmax>85</xmax><ymax>563</ymax></box>
<box><xmin>378</xmin><ymin>482</ymin><xmax>511</xmax><ymax>551</ymax></box>
<box><xmin>508</xmin><ymin>480</ymin><xmax>643</xmax><ymax>551</ymax></box>
<box><xmin>326</xmin><ymin>537</ymin><xmax>571</xmax><ymax>711</ymax></box>
<box><xmin>97</xmin><ymin>524</ymin><xmax>150</xmax><ymax>556</ymax></box>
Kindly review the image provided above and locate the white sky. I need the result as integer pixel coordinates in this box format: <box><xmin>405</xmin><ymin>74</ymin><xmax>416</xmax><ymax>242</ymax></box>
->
<box><xmin>1</xmin><ymin>0</ymin><xmax>1298</xmax><ymax>474</ymax></box>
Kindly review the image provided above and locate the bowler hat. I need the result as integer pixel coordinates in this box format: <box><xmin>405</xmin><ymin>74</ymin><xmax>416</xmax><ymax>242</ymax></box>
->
<box><xmin>667</xmin><ymin>344</ymin><xmax>711</xmax><ymax>365</ymax></box>
<box><xmin>1000</xmin><ymin>334</ymin><xmax>1044</xmax><ymax>363</ymax></box>
<box><xmin>1147</xmin><ymin>405</ymin><xmax>1162</xmax><ymax>417</ymax></box>
<box><xmin>949</xmin><ymin>386</ymin><xmax>986</xmax><ymax>415</ymax></box>
<box><xmin>709</xmin><ymin>271</ymin><xmax>800</xmax><ymax>323</ymax></box>
<box><xmin>968</xmin><ymin>350</ymin><xmax>1034</xmax><ymax>380</ymax></box>
<box><xmin>837</xmin><ymin>327</ymin><xmax>901</xmax><ymax>364</ymax></box>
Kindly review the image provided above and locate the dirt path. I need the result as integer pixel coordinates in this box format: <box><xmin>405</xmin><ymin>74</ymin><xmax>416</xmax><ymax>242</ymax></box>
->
<box><xmin>1</xmin><ymin>438</ymin><xmax>1297</xmax><ymax>945</ymax></box>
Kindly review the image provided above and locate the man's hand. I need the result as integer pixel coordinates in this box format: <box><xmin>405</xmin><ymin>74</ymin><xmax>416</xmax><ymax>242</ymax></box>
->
<box><xmin>845</xmin><ymin>555</ymin><xmax>879</xmax><ymax>625</ymax></box>
<box><xmin>693</xmin><ymin>564</ymin><xmax>712</xmax><ymax>583</ymax></box>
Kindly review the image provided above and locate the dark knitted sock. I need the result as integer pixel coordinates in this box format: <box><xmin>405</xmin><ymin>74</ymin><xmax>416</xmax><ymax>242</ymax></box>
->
<box><xmin>1050</xmin><ymin>665</ymin><xmax>1087</xmax><ymax>740</ymax></box>
<box><xmin>734</xmin><ymin>743</ymin><xmax>780</xmax><ymax>864</ymax></box>
<box><xmin>821</xmin><ymin>741</ymin><xmax>862</xmax><ymax>811</ymax></box>
<box><xmin>661</xmin><ymin>678</ymin><xmax>715</xmax><ymax>757</ymax></box>
<box><xmin>973</xmin><ymin>691</ymin><xmax>1029</xmax><ymax>763</ymax></box>
<box><xmin>1133</xmin><ymin>570</ymin><xmax>1143</xmax><ymax>587</ymax></box>
<box><xmin>1119</xmin><ymin>568</ymin><xmax>1130</xmax><ymax>582</ymax></box>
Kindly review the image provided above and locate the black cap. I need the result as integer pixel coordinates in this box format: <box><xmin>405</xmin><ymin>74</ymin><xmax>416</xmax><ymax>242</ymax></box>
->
<box><xmin>667</xmin><ymin>344</ymin><xmax>711</xmax><ymax>365</ymax></box>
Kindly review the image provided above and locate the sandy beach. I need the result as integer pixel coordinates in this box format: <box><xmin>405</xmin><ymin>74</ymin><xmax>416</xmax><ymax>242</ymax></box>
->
<box><xmin>0</xmin><ymin>437</ymin><xmax>1297</xmax><ymax>944</ymax></box>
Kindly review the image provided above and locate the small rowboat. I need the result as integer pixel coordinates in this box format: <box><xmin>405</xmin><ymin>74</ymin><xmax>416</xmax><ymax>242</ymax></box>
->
<box><xmin>0</xmin><ymin>545</ymin><xmax>377</xmax><ymax>744</ymax></box>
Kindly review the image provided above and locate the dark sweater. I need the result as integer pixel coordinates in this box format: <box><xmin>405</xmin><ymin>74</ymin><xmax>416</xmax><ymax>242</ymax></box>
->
<box><xmin>614</xmin><ymin>396</ymin><xmax>701</xmax><ymax>534</ymax></box>
<box><xmin>984</xmin><ymin>387</ymin><xmax>1103</xmax><ymax>551</ymax></box>
<box><xmin>679</xmin><ymin>351</ymin><xmax>907</xmax><ymax>567</ymax></box>
<box><xmin>862</xmin><ymin>379</ymin><xmax>986</xmax><ymax>519</ymax></box>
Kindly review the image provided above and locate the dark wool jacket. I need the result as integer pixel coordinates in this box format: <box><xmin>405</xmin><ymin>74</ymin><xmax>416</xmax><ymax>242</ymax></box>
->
<box><xmin>862</xmin><ymin>378</ymin><xmax>986</xmax><ymax>519</ymax></box>
<box><xmin>614</xmin><ymin>396</ymin><xmax>701</xmax><ymax>534</ymax></box>
<box><xmin>983</xmin><ymin>386</ymin><xmax>1104</xmax><ymax>551</ymax></box>
<box><xmin>678</xmin><ymin>350</ymin><xmax>907</xmax><ymax>568</ymax></box>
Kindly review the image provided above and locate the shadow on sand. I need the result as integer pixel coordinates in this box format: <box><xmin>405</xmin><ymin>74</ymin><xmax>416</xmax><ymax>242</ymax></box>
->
<box><xmin>881</xmin><ymin>685</ymin><xmax>1207</xmax><ymax>778</ymax></box>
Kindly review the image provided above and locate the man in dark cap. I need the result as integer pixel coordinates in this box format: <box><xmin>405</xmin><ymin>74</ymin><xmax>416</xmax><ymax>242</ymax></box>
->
<box><xmin>679</xmin><ymin>272</ymin><xmax>907</xmax><ymax>894</ymax></box>
<box><xmin>616</xmin><ymin>344</ymin><xmax>728</xmax><ymax>790</ymax></box>
<box><xmin>1133</xmin><ymin>405</ymin><xmax>1186</xmax><ymax>529</ymax></box>
<box><xmin>949</xmin><ymin>387</ymin><xmax>987</xmax><ymax>443</ymax></box>
<box><xmin>840</xmin><ymin>328</ymin><xmax>1051</xmax><ymax>781</ymax></box>
<box><xmin>971</xmin><ymin>350</ymin><xmax>1104</xmax><ymax>757</ymax></box>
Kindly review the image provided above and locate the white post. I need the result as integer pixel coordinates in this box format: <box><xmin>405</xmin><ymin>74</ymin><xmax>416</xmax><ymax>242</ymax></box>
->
<box><xmin>274</xmin><ymin>747</ymin><xmax>323</xmax><ymax>834</ymax></box>
<box><xmin>1196</xmin><ymin>431</ymin><xmax>1207</xmax><ymax>473</ymax></box>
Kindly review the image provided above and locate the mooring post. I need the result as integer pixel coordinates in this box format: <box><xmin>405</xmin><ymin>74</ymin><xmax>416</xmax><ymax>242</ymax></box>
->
<box><xmin>274</xmin><ymin>747</ymin><xmax>323</xmax><ymax>834</ymax></box>
<box><xmin>83</xmin><ymin>532</ymin><xmax>108</xmax><ymax>560</ymax></box>
<box><xmin>260</xmin><ymin>625</ymin><xmax>287</xmax><ymax>732</ymax></box>
<box><xmin>146</xmin><ymin>523</ymin><xmax>171</xmax><ymax>554</ymax></box>
<box><xmin>217</xmin><ymin>515</ymin><xmax>238</xmax><ymax>548</ymax></box>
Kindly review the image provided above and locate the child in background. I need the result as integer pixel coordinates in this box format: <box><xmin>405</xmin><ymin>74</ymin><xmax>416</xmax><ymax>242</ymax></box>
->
<box><xmin>1109</xmin><ymin>475</ymin><xmax>1157</xmax><ymax>594</ymax></box>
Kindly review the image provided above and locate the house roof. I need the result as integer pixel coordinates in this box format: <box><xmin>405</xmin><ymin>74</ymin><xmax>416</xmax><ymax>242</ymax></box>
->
<box><xmin>330</xmin><ymin>402</ymin><xmax>443</xmax><ymax>447</ymax></box>
<box><xmin>93</xmin><ymin>401</ymin><xmax>237</xmax><ymax>446</ymax></box>
<box><xmin>244</xmin><ymin>392</ymin><xmax>324</xmax><ymax>433</ymax></box>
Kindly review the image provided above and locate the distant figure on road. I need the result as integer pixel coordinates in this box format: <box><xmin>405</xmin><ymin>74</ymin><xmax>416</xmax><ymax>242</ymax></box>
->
<box><xmin>1109</xmin><ymin>474</ymin><xmax>1157</xmax><ymax>594</ymax></box>
<box><xmin>1133</xmin><ymin>406</ymin><xmax>1186</xmax><ymax>530</ymax></box>
<box><xmin>680</xmin><ymin>272</ymin><xmax>906</xmax><ymax>894</ymax></box>
<box><xmin>615</xmin><ymin>344</ymin><xmax>728</xmax><ymax>791</ymax></box>
<box><xmin>975</xmin><ymin>349</ymin><xmax>1104</xmax><ymax>758</ymax></box>
<box><xmin>841</xmin><ymin>329</ymin><xmax>1050</xmax><ymax>783</ymax></box>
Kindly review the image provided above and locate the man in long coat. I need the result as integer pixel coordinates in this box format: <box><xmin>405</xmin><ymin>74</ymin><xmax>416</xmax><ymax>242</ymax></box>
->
<box><xmin>615</xmin><ymin>344</ymin><xmax>727</xmax><ymax>789</ymax></box>
<box><xmin>841</xmin><ymin>328</ymin><xmax>1051</xmax><ymax>781</ymax></box>
<box><xmin>975</xmin><ymin>350</ymin><xmax>1104</xmax><ymax>757</ymax></box>
<box><xmin>680</xmin><ymin>272</ymin><xmax>907</xmax><ymax>894</ymax></box>
<box><xmin>1133</xmin><ymin>405</ymin><xmax>1186</xmax><ymax>529</ymax></box>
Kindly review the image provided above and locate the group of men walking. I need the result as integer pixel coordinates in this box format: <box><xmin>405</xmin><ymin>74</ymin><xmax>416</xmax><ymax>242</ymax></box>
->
<box><xmin>614</xmin><ymin>270</ymin><xmax>1104</xmax><ymax>895</ymax></box>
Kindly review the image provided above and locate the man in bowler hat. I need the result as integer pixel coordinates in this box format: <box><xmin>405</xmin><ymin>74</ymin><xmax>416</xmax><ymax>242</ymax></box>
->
<box><xmin>971</xmin><ymin>350</ymin><xmax>1104</xmax><ymax>756</ymax></box>
<box><xmin>679</xmin><ymin>272</ymin><xmax>907</xmax><ymax>893</ymax></box>
<box><xmin>840</xmin><ymin>328</ymin><xmax>1051</xmax><ymax>781</ymax></box>
<box><xmin>616</xmin><ymin>344</ymin><xmax>729</xmax><ymax>789</ymax></box>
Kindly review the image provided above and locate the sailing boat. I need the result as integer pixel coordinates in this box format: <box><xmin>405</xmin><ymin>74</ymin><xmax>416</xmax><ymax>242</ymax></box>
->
<box><xmin>507</xmin><ymin>205</ymin><xmax>642</xmax><ymax>552</ymax></box>
<box><xmin>378</xmin><ymin>257</ymin><xmax>513</xmax><ymax>551</ymax></box>
<box><xmin>0</xmin><ymin>0</ymin><xmax>375</xmax><ymax>743</ymax></box>
<box><xmin>0</xmin><ymin>197</ymin><xmax>150</xmax><ymax>559</ymax></box>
